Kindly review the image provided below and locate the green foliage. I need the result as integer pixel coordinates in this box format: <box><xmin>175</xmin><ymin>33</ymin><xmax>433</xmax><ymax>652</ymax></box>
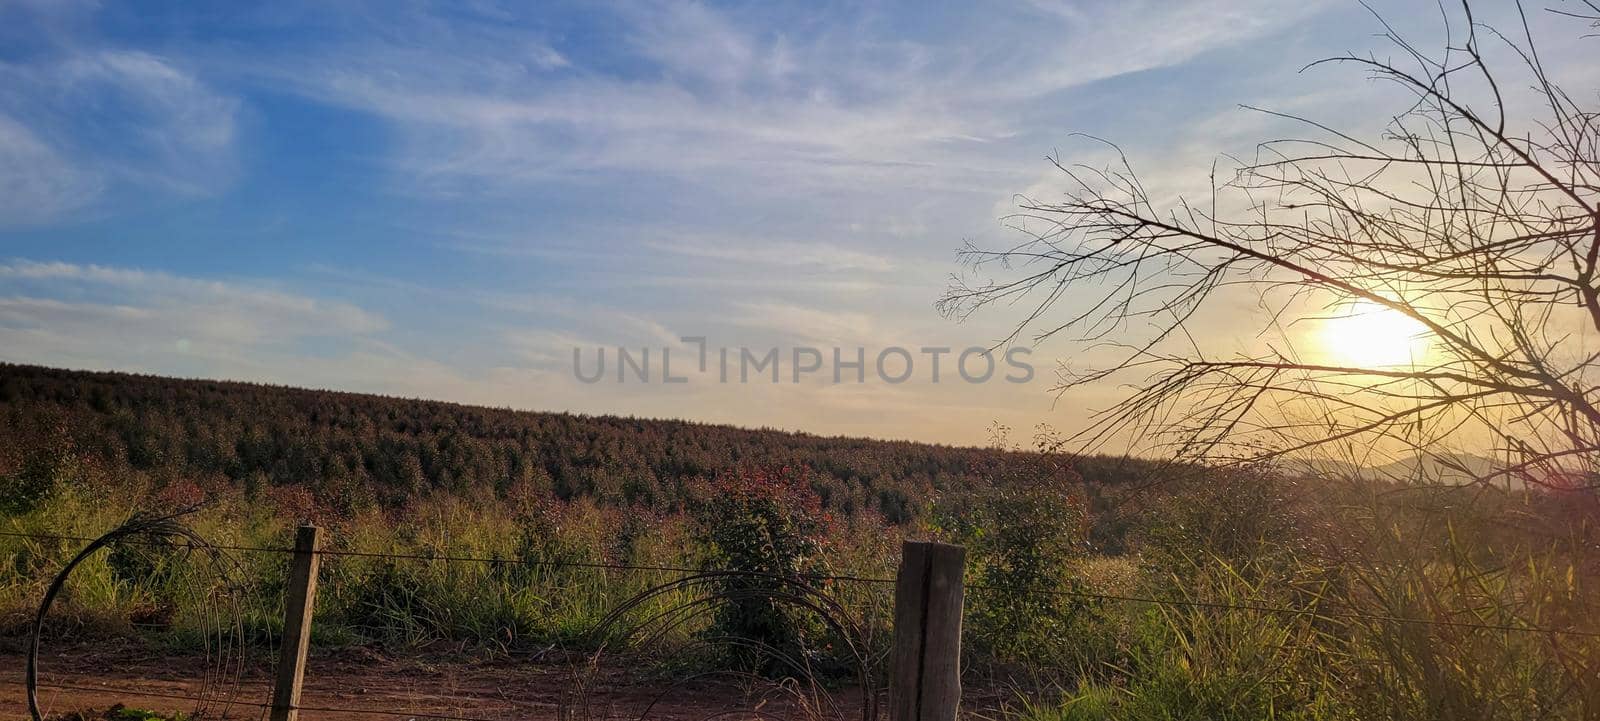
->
<box><xmin>1326</xmin><ymin>510</ymin><xmax>1600</xmax><ymax>721</ymax></box>
<box><xmin>1006</xmin><ymin>559</ymin><xmax>1347</xmax><ymax>721</ymax></box>
<box><xmin>1022</xmin><ymin>684</ymin><xmax>1119</xmax><ymax>721</ymax></box>
<box><xmin>0</xmin><ymin>450</ymin><xmax>65</xmax><ymax>516</ymax></box>
<box><xmin>0</xmin><ymin>415</ymin><xmax>85</xmax><ymax>516</ymax></box>
<box><xmin>692</xmin><ymin>466</ymin><xmax>831</xmax><ymax>576</ymax></box>
<box><xmin>111</xmin><ymin>706</ymin><xmax>186</xmax><ymax>721</ymax></box>
<box><xmin>935</xmin><ymin>453</ymin><xmax>1099</xmax><ymax>671</ymax></box>
<box><xmin>47</xmin><ymin>705</ymin><xmax>189</xmax><ymax>721</ymax></box>
<box><xmin>689</xmin><ymin>465</ymin><xmax>836</xmax><ymax>676</ymax></box>
<box><xmin>1112</xmin><ymin>565</ymin><xmax>1345</xmax><ymax>721</ymax></box>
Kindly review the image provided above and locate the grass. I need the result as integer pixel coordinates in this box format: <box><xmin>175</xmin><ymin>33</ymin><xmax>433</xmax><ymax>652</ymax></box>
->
<box><xmin>6</xmin><ymin>472</ymin><xmax>1600</xmax><ymax>721</ymax></box>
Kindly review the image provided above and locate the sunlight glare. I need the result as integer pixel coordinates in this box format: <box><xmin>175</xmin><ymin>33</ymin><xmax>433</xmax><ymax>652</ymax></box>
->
<box><xmin>1319</xmin><ymin>301</ymin><xmax>1431</xmax><ymax>368</ymax></box>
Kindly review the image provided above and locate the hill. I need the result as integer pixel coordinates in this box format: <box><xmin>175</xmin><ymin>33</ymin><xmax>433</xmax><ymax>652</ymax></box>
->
<box><xmin>0</xmin><ymin>363</ymin><xmax>1158</xmax><ymax>524</ymax></box>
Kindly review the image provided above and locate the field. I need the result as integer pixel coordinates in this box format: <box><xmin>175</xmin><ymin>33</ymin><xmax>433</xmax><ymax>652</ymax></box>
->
<box><xmin>4</xmin><ymin>364</ymin><xmax>1600</xmax><ymax>720</ymax></box>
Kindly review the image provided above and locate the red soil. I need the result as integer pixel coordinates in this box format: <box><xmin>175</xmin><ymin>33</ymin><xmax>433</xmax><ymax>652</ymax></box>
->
<box><xmin>1</xmin><ymin>645</ymin><xmax>878</xmax><ymax>721</ymax></box>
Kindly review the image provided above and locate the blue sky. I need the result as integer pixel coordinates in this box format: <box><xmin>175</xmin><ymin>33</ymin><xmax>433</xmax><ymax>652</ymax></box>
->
<box><xmin>0</xmin><ymin>0</ymin><xmax>1592</xmax><ymax>445</ymax></box>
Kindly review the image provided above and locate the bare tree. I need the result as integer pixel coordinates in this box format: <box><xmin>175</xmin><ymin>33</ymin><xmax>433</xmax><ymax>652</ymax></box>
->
<box><xmin>942</xmin><ymin>2</ymin><xmax>1600</xmax><ymax>488</ymax></box>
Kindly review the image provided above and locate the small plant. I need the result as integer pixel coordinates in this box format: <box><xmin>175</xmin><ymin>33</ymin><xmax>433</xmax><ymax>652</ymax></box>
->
<box><xmin>110</xmin><ymin>706</ymin><xmax>186</xmax><ymax>721</ymax></box>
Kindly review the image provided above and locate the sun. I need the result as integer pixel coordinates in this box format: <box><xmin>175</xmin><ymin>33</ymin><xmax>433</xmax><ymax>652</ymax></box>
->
<box><xmin>1318</xmin><ymin>301</ymin><xmax>1431</xmax><ymax>368</ymax></box>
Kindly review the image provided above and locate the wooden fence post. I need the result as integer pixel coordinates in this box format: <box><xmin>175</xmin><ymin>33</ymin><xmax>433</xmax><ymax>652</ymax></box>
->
<box><xmin>271</xmin><ymin>525</ymin><xmax>321</xmax><ymax>721</ymax></box>
<box><xmin>891</xmin><ymin>541</ymin><xmax>966</xmax><ymax>721</ymax></box>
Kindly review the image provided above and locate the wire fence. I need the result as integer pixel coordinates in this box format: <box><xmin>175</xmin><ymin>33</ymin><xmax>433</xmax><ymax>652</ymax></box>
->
<box><xmin>4</xmin><ymin>526</ymin><xmax>895</xmax><ymax>721</ymax></box>
<box><xmin>0</xmin><ymin>529</ymin><xmax>893</xmax><ymax>585</ymax></box>
<box><xmin>4</xmin><ymin>528</ymin><xmax>1596</xmax><ymax>639</ymax></box>
<box><xmin>6</xmin><ymin>525</ymin><xmax>1600</xmax><ymax>721</ymax></box>
<box><xmin>29</xmin><ymin>682</ymin><xmax>505</xmax><ymax>721</ymax></box>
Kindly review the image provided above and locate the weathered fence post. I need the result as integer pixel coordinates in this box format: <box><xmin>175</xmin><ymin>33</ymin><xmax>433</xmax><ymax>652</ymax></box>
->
<box><xmin>891</xmin><ymin>541</ymin><xmax>966</xmax><ymax>721</ymax></box>
<box><xmin>271</xmin><ymin>525</ymin><xmax>321</xmax><ymax>721</ymax></box>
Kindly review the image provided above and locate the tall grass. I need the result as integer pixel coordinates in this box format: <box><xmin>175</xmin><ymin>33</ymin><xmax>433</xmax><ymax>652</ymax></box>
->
<box><xmin>998</xmin><ymin>474</ymin><xmax>1600</xmax><ymax>721</ymax></box>
<box><xmin>6</xmin><ymin>464</ymin><xmax>1600</xmax><ymax>720</ymax></box>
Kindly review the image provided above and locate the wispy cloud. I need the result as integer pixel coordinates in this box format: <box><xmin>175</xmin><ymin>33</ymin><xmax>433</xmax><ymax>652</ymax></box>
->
<box><xmin>53</xmin><ymin>51</ymin><xmax>240</xmax><ymax>190</ymax></box>
<box><xmin>1002</xmin><ymin>0</ymin><xmax>1332</xmax><ymax>98</ymax></box>
<box><xmin>255</xmin><ymin>0</ymin><xmax>1327</xmax><ymax>197</ymax></box>
<box><xmin>733</xmin><ymin>301</ymin><xmax>875</xmax><ymax>346</ymax></box>
<box><xmin>0</xmin><ymin>114</ymin><xmax>103</xmax><ymax>225</ymax></box>
<box><xmin>0</xmin><ymin>260</ymin><xmax>387</xmax><ymax>345</ymax></box>
<box><xmin>0</xmin><ymin>38</ymin><xmax>240</xmax><ymax>224</ymax></box>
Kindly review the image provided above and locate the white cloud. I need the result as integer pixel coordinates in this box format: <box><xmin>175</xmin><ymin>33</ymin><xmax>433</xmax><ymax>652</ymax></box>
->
<box><xmin>53</xmin><ymin>50</ymin><xmax>240</xmax><ymax>194</ymax></box>
<box><xmin>0</xmin><ymin>48</ymin><xmax>239</xmax><ymax>224</ymax></box>
<box><xmin>8</xmin><ymin>0</ymin><xmax>1537</xmax><ymax>447</ymax></box>
<box><xmin>503</xmin><ymin>307</ymin><xmax>684</xmax><ymax>368</ymax></box>
<box><xmin>63</xmin><ymin>52</ymin><xmax>236</xmax><ymax>147</ymax></box>
<box><xmin>1002</xmin><ymin>0</ymin><xmax>1332</xmax><ymax>98</ymax></box>
<box><xmin>0</xmin><ymin>260</ymin><xmax>388</xmax><ymax>345</ymax></box>
<box><xmin>257</xmin><ymin>0</ymin><xmax>1333</xmax><ymax>202</ymax></box>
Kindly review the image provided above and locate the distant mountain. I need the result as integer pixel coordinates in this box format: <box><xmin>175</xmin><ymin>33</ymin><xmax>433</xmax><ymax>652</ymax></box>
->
<box><xmin>1285</xmin><ymin>452</ymin><xmax>1507</xmax><ymax>485</ymax></box>
<box><xmin>1372</xmin><ymin>453</ymin><xmax>1505</xmax><ymax>484</ymax></box>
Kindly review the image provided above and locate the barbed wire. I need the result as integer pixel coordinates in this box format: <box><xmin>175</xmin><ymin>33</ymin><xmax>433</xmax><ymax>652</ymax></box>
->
<box><xmin>0</xmin><ymin>529</ymin><xmax>891</xmax><ymax>584</ymax></box>
<box><xmin>6</xmin><ymin>528</ymin><xmax>1599</xmax><ymax>639</ymax></box>
<box><xmin>33</xmin><ymin>682</ymin><xmax>508</xmax><ymax>721</ymax></box>
<box><xmin>13</xmin><ymin>523</ymin><xmax>1600</xmax><ymax>721</ymax></box>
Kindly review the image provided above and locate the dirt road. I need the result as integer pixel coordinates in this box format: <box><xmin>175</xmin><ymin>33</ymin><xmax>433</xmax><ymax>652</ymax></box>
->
<box><xmin>1</xmin><ymin>645</ymin><xmax>876</xmax><ymax>721</ymax></box>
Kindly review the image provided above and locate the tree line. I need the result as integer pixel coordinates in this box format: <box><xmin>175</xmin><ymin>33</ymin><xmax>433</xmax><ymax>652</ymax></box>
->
<box><xmin>0</xmin><ymin>363</ymin><xmax>1157</xmax><ymax>530</ymax></box>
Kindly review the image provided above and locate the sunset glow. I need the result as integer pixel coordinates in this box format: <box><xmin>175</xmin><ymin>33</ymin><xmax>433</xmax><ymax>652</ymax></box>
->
<box><xmin>1319</xmin><ymin>301</ymin><xmax>1431</xmax><ymax>368</ymax></box>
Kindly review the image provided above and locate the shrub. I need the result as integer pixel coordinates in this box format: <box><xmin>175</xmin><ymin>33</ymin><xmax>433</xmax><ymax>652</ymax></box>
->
<box><xmin>934</xmin><ymin>454</ymin><xmax>1099</xmax><ymax>673</ymax></box>
<box><xmin>0</xmin><ymin>416</ymin><xmax>86</xmax><ymax>516</ymax></box>
<box><xmin>688</xmin><ymin>465</ymin><xmax>835</xmax><ymax>676</ymax></box>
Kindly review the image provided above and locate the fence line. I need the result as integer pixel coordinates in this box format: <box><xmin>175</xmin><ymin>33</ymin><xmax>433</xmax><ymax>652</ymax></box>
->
<box><xmin>35</xmin><ymin>682</ymin><xmax>507</xmax><ymax>721</ymax></box>
<box><xmin>5</xmin><ymin>528</ymin><xmax>1599</xmax><ymax>639</ymax></box>
<box><xmin>0</xmin><ymin>529</ymin><xmax>893</xmax><ymax>584</ymax></box>
<box><xmin>15</xmin><ymin>525</ymin><xmax>1600</xmax><ymax>721</ymax></box>
<box><xmin>34</xmin><ymin>682</ymin><xmax>270</xmax><ymax>709</ymax></box>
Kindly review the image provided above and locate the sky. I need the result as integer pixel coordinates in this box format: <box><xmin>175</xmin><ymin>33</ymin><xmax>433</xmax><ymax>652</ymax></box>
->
<box><xmin>0</xmin><ymin>0</ymin><xmax>1592</xmax><ymax>446</ymax></box>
